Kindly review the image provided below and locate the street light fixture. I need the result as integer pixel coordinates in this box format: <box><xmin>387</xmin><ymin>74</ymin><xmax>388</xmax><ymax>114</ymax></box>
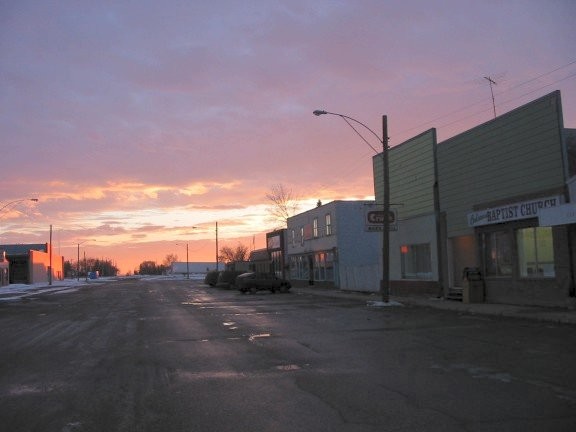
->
<box><xmin>313</xmin><ymin>110</ymin><xmax>390</xmax><ymax>303</ymax></box>
<box><xmin>77</xmin><ymin>240</ymin><xmax>94</xmax><ymax>281</ymax></box>
<box><xmin>176</xmin><ymin>242</ymin><xmax>190</xmax><ymax>279</ymax></box>
<box><xmin>177</xmin><ymin>227</ymin><xmax>198</xmax><ymax>279</ymax></box>
<box><xmin>0</xmin><ymin>198</ymin><xmax>39</xmax><ymax>218</ymax></box>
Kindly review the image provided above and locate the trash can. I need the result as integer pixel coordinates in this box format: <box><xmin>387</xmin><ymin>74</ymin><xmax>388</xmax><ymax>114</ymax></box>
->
<box><xmin>462</xmin><ymin>267</ymin><xmax>484</xmax><ymax>303</ymax></box>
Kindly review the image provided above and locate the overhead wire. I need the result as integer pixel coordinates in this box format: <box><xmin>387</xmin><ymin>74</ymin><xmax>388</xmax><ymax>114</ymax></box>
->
<box><xmin>395</xmin><ymin>60</ymin><xmax>576</xmax><ymax>141</ymax></box>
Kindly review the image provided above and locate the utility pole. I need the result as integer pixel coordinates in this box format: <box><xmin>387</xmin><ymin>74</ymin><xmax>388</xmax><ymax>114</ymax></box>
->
<box><xmin>484</xmin><ymin>76</ymin><xmax>497</xmax><ymax>119</ymax></box>
<box><xmin>49</xmin><ymin>224</ymin><xmax>53</xmax><ymax>285</ymax></box>
<box><xmin>313</xmin><ymin>110</ymin><xmax>390</xmax><ymax>303</ymax></box>
<box><xmin>381</xmin><ymin>115</ymin><xmax>390</xmax><ymax>302</ymax></box>
<box><xmin>215</xmin><ymin>221</ymin><xmax>219</xmax><ymax>271</ymax></box>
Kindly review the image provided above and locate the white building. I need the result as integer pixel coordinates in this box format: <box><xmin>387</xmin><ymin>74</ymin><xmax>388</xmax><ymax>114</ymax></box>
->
<box><xmin>170</xmin><ymin>262</ymin><xmax>216</xmax><ymax>276</ymax></box>
<box><xmin>286</xmin><ymin>200</ymin><xmax>381</xmax><ymax>291</ymax></box>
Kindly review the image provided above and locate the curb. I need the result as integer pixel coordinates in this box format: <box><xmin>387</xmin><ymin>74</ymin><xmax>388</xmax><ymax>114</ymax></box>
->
<box><xmin>294</xmin><ymin>287</ymin><xmax>576</xmax><ymax>325</ymax></box>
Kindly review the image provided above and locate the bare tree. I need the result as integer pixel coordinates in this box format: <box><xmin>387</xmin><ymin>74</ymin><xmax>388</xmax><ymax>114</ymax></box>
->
<box><xmin>163</xmin><ymin>253</ymin><xmax>178</xmax><ymax>267</ymax></box>
<box><xmin>265</xmin><ymin>183</ymin><xmax>300</xmax><ymax>228</ymax></box>
<box><xmin>219</xmin><ymin>244</ymin><xmax>249</xmax><ymax>263</ymax></box>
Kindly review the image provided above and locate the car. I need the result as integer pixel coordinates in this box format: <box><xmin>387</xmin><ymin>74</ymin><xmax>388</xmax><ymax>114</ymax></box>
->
<box><xmin>204</xmin><ymin>270</ymin><xmax>220</xmax><ymax>287</ymax></box>
<box><xmin>236</xmin><ymin>272</ymin><xmax>291</xmax><ymax>294</ymax></box>
<box><xmin>215</xmin><ymin>270</ymin><xmax>245</xmax><ymax>289</ymax></box>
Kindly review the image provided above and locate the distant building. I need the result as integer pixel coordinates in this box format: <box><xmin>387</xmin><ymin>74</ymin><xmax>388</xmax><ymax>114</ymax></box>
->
<box><xmin>248</xmin><ymin>248</ymin><xmax>270</xmax><ymax>273</ymax></box>
<box><xmin>267</xmin><ymin>229</ymin><xmax>287</xmax><ymax>278</ymax></box>
<box><xmin>170</xmin><ymin>262</ymin><xmax>216</xmax><ymax>275</ymax></box>
<box><xmin>0</xmin><ymin>251</ymin><xmax>9</xmax><ymax>286</ymax></box>
<box><xmin>0</xmin><ymin>243</ymin><xmax>64</xmax><ymax>284</ymax></box>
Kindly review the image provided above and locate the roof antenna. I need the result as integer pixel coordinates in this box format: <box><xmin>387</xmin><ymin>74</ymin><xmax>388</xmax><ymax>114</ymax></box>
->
<box><xmin>484</xmin><ymin>76</ymin><xmax>497</xmax><ymax>119</ymax></box>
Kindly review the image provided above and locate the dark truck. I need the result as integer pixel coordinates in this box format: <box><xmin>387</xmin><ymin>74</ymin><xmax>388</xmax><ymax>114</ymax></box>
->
<box><xmin>236</xmin><ymin>272</ymin><xmax>291</xmax><ymax>294</ymax></box>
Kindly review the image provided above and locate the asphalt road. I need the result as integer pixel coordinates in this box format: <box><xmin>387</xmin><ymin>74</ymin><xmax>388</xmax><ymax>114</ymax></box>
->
<box><xmin>1</xmin><ymin>278</ymin><xmax>575</xmax><ymax>432</ymax></box>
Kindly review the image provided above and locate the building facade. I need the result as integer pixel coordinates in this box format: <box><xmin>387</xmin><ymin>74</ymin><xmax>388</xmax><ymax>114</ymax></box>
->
<box><xmin>287</xmin><ymin>200</ymin><xmax>381</xmax><ymax>291</ymax></box>
<box><xmin>373</xmin><ymin>128</ymin><xmax>443</xmax><ymax>297</ymax></box>
<box><xmin>0</xmin><ymin>251</ymin><xmax>8</xmax><ymax>286</ymax></box>
<box><xmin>372</xmin><ymin>90</ymin><xmax>575</xmax><ymax>307</ymax></box>
<box><xmin>267</xmin><ymin>229</ymin><xmax>287</xmax><ymax>278</ymax></box>
<box><xmin>0</xmin><ymin>243</ymin><xmax>64</xmax><ymax>284</ymax></box>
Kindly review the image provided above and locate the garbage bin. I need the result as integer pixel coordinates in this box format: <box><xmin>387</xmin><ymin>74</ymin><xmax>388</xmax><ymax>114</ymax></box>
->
<box><xmin>462</xmin><ymin>267</ymin><xmax>484</xmax><ymax>303</ymax></box>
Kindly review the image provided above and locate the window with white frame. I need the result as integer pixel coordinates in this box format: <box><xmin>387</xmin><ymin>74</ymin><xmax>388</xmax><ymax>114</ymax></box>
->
<box><xmin>313</xmin><ymin>217</ymin><xmax>319</xmax><ymax>238</ymax></box>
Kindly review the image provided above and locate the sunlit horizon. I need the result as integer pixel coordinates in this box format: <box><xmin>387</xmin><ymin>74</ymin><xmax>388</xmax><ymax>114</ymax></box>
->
<box><xmin>1</xmin><ymin>1</ymin><xmax>574</xmax><ymax>274</ymax></box>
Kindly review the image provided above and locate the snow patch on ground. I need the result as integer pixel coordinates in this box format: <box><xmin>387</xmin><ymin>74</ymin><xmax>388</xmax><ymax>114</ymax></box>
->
<box><xmin>0</xmin><ymin>274</ymin><xmax>207</xmax><ymax>302</ymax></box>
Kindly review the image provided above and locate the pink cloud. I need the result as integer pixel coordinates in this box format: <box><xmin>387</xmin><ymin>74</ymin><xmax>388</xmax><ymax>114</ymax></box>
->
<box><xmin>1</xmin><ymin>0</ymin><xmax>574</xmax><ymax>273</ymax></box>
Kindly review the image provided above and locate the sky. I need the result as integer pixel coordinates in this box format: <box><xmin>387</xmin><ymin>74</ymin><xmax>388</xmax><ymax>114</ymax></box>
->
<box><xmin>1</xmin><ymin>0</ymin><xmax>575</xmax><ymax>275</ymax></box>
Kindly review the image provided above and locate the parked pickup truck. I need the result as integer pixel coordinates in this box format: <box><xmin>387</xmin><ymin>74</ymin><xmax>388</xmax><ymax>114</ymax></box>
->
<box><xmin>236</xmin><ymin>272</ymin><xmax>291</xmax><ymax>294</ymax></box>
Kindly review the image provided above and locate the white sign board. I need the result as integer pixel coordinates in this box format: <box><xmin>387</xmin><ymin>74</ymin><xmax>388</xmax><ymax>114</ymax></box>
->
<box><xmin>539</xmin><ymin>203</ymin><xmax>576</xmax><ymax>226</ymax></box>
<box><xmin>467</xmin><ymin>196</ymin><xmax>562</xmax><ymax>227</ymax></box>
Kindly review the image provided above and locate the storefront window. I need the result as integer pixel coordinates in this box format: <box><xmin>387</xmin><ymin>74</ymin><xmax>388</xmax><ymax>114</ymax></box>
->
<box><xmin>400</xmin><ymin>243</ymin><xmax>432</xmax><ymax>279</ymax></box>
<box><xmin>290</xmin><ymin>255</ymin><xmax>309</xmax><ymax>280</ymax></box>
<box><xmin>517</xmin><ymin>227</ymin><xmax>555</xmax><ymax>278</ymax></box>
<box><xmin>314</xmin><ymin>252</ymin><xmax>325</xmax><ymax>280</ymax></box>
<box><xmin>325</xmin><ymin>251</ymin><xmax>334</xmax><ymax>281</ymax></box>
<box><xmin>290</xmin><ymin>252</ymin><xmax>334</xmax><ymax>282</ymax></box>
<box><xmin>484</xmin><ymin>231</ymin><xmax>513</xmax><ymax>276</ymax></box>
<box><xmin>271</xmin><ymin>250</ymin><xmax>282</xmax><ymax>277</ymax></box>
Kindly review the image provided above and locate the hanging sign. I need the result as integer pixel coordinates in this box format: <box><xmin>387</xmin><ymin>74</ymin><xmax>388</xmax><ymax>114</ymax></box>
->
<box><xmin>365</xmin><ymin>206</ymin><xmax>398</xmax><ymax>231</ymax></box>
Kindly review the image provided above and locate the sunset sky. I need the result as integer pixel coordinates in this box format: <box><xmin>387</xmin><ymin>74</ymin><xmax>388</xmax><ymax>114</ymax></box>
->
<box><xmin>1</xmin><ymin>1</ymin><xmax>575</xmax><ymax>274</ymax></box>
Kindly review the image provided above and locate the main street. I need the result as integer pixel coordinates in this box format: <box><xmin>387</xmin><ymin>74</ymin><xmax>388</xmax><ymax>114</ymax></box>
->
<box><xmin>1</xmin><ymin>278</ymin><xmax>575</xmax><ymax>432</ymax></box>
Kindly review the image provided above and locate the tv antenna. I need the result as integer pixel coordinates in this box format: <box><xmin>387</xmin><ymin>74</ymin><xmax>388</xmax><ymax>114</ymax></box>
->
<box><xmin>484</xmin><ymin>76</ymin><xmax>497</xmax><ymax>118</ymax></box>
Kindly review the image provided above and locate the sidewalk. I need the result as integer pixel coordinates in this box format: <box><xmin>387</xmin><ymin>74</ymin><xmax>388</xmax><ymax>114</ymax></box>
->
<box><xmin>293</xmin><ymin>286</ymin><xmax>576</xmax><ymax>325</ymax></box>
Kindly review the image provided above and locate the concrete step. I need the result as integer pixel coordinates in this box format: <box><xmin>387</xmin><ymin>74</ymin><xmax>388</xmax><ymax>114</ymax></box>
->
<box><xmin>446</xmin><ymin>287</ymin><xmax>463</xmax><ymax>301</ymax></box>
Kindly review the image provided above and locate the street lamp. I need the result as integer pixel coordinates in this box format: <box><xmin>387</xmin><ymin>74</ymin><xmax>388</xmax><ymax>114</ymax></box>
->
<box><xmin>77</xmin><ymin>240</ymin><xmax>94</xmax><ymax>281</ymax></box>
<box><xmin>176</xmin><ymin>242</ymin><xmax>190</xmax><ymax>279</ymax></box>
<box><xmin>313</xmin><ymin>110</ymin><xmax>390</xmax><ymax>303</ymax></box>
<box><xmin>177</xmin><ymin>227</ymin><xmax>198</xmax><ymax>279</ymax></box>
<box><xmin>0</xmin><ymin>198</ymin><xmax>39</xmax><ymax>218</ymax></box>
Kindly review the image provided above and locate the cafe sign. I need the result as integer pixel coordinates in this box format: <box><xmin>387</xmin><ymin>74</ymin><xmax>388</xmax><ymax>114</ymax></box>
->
<box><xmin>364</xmin><ymin>205</ymin><xmax>398</xmax><ymax>232</ymax></box>
<box><xmin>467</xmin><ymin>196</ymin><xmax>562</xmax><ymax>227</ymax></box>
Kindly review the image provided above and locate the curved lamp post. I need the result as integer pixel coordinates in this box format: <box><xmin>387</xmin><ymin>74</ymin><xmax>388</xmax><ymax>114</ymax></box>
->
<box><xmin>0</xmin><ymin>198</ymin><xmax>39</xmax><ymax>217</ymax></box>
<box><xmin>313</xmin><ymin>110</ymin><xmax>390</xmax><ymax>303</ymax></box>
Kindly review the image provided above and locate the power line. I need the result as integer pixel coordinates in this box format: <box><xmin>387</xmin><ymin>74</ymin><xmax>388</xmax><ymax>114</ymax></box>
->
<box><xmin>434</xmin><ymin>71</ymin><xmax>576</xmax><ymax>134</ymax></box>
<box><xmin>395</xmin><ymin>60</ymin><xmax>576</xmax><ymax>141</ymax></box>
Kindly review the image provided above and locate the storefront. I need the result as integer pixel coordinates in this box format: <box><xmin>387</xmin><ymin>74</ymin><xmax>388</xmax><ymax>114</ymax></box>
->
<box><xmin>267</xmin><ymin>229</ymin><xmax>287</xmax><ymax>278</ymax></box>
<box><xmin>431</xmin><ymin>90</ymin><xmax>574</xmax><ymax>306</ymax></box>
<box><xmin>468</xmin><ymin>195</ymin><xmax>572</xmax><ymax>306</ymax></box>
<box><xmin>288</xmin><ymin>250</ymin><xmax>336</xmax><ymax>286</ymax></box>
